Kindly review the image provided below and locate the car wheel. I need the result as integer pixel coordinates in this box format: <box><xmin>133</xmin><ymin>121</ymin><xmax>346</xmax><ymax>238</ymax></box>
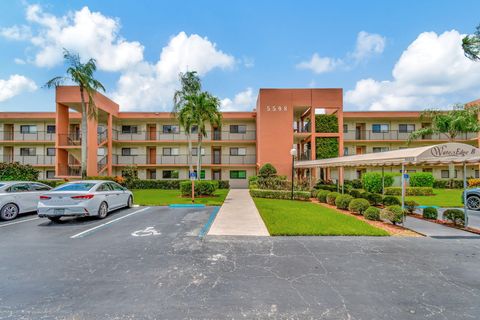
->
<box><xmin>98</xmin><ymin>202</ymin><xmax>108</xmax><ymax>219</ymax></box>
<box><xmin>127</xmin><ymin>196</ymin><xmax>133</xmax><ymax>208</ymax></box>
<box><xmin>48</xmin><ymin>216</ymin><xmax>62</xmax><ymax>223</ymax></box>
<box><xmin>466</xmin><ymin>195</ymin><xmax>480</xmax><ymax>211</ymax></box>
<box><xmin>0</xmin><ymin>203</ymin><xmax>19</xmax><ymax>221</ymax></box>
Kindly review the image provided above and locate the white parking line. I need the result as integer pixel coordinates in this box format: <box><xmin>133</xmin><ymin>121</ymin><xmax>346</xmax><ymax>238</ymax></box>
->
<box><xmin>0</xmin><ymin>217</ymin><xmax>39</xmax><ymax>228</ymax></box>
<box><xmin>70</xmin><ymin>207</ymin><xmax>151</xmax><ymax>239</ymax></box>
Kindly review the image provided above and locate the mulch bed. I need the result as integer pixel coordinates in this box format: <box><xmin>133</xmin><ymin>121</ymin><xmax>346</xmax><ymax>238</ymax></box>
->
<box><xmin>310</xmin><ymin>199</ymin><xmax>422</xmax><ymax>237</ymax></box>
<box><xmin>408</xmin><ymin>213</ymin><xmax>480</xmax><ymax>235</ymax></box>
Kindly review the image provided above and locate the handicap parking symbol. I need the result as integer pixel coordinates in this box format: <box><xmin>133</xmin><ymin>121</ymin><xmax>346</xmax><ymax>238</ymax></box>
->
<box><xmin>131</xmin><ymin>227</ymin><xmax>161</xmax><ymax>237</ymax></box>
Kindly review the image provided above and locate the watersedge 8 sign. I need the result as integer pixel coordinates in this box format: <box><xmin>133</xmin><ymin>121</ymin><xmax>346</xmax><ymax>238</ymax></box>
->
<box><xmin>429</xmin><ymin>145</ymin><xmax>477</xmax><ymax>158</ymax></box>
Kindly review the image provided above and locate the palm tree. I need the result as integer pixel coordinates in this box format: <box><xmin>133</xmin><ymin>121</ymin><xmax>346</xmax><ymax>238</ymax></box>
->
<box><xmin>45</xmin><ymin>49</ymin><xmax>105</xmax><ymax>178</ymax></box>
<box><xmin>462</xmin><ymin>24</ymin><xmax>480</xmax><ymax>61</ymax></box>
<box><xmin>173</xmin><ymin>72</ymin><xmax>202</xmax><ymax>177</ymax></box>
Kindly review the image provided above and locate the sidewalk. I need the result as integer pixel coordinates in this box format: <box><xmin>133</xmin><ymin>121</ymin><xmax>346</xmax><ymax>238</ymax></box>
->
<box><xmin>208</xmin><ymin>189</ymin><xmax>269</xmax><ymax>236</ymax></box>
<box><xmin>404</xmin><ymin>216</ymin><xmax>480</xmax><ymax>238</ymax></box>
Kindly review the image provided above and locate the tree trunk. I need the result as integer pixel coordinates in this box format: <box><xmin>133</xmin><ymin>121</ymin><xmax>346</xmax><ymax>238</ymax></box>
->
<box><xmin>197</xmin><ymin>133</ymin><xmax>202</xmax><ymax>180</ymax></box>
<box><xmin>187</xmin><ymin>132</ymin><xmax>193</xmax><ymax>176</ymax></box>
<box><xmin>80</xmin><ymin>86</ymin><xmax>88</xmax><ymax>179</ymax></box>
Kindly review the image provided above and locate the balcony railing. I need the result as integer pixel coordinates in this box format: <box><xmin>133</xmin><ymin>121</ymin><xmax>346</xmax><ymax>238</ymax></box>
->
<box><xmin>97</xmin><ymin>155</ymin><xmax>107</xmax><ymax>172</ymax></box>
<box><xmin>58</xmin><ymin>133</ymin><xmax>81</xmax><ymax>146</ymax></box>
<box><xmin>0</xmin><ymin>131</ymin><xmax>55</xmax><ymax>141</ymax></box>
<box><xmin>113</xmin><ymin>154</ymin><xmax>256</xmax><ymax>165</ymax></box>
<box><xmin>98</xmin><ymin>130</ymin><xmax>108</xmax><ymax>145</ymax></box>
<box><xmin>2</xmin><ymin>155</ymin><xmax>55</xmax><ymax>165</ymax></box>
<box><xmin>344</xmin><ymin>130</ymin><xmax>478</xmax><ymax>141</ymax></box>
<box><xmin>113</xmin><ymin>129</ymin><xmax>256</xmax><ymax>141</ymax></box>
<box><xmin>298</xmin><ymin>150</ymin><xmax>311</xmax><ymax>161</ymax></box>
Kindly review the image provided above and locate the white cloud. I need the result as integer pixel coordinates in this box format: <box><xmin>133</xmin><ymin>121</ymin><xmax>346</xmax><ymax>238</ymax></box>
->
<box><xmin>352</xmin><ymin>31</ymin><xmax>386</xmax><ymax>61</ymax></box>
<box><xmin>296</xmin><ymin>53</ymin><xmax>342</xmax><ymax>74</ymax></box>
<box><xmin>345</xmin><ymin>30</ymin><xmax>480</xmax><ymax>110</ymax></box>
<box><xmin>14</xmin><ymin>58</ymin><xmax>26</xmax><ymax>65</ymax></box>
<box><xmin>0</xmin><ymin>75</ymin><xmax>37</xmax><ymax>102</ymax></box>
<box><xmin>220</xmin><ymin>87</ymin><xmax>255</xmax><ymax>111</ymax></box>
<box><xmin>113</xmin><ymin>31</ymin><xmax>235</xmax><ymax>110</ymax></box>
<box><xmin>7</xmin><ymin>4</ymin><xmax>145</xmax><ymax>71</ymax></box>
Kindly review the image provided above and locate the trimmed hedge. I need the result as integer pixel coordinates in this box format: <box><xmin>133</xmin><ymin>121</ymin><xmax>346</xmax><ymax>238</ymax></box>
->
<box><xmin>444</xmin><ymin>209</ymin><xmax>465</xmax><ymax>226</ymax></box>
<box><xmin>365</xmin><ymin>193</ymin><xmax>383</xmax><ymax>206</ymax></box>
<box><xmin>317</xmin><ymin>190</ymin><xmax>330</xmax><ymax>203</ymax></box>
<box><xmin>382</xmin><ymin>196</ymin><xmax>401</xmax><ymax>206</ymax></box>
<box><xmin>250</xmin><ymin>189</ymin><xmax>311</xmax><ymax>201</ymax></box>
<box><xmin>349</xmin><ymin>189</ymin><xmax>362</xmax><ymax>198</ymax></box>
<box><xmin>423</xmin><ymin>207</ymin><xmax>438</xmax><ymax>220</ymax></box>
<box><xmin>335</xmin><ymin>194</ymin><xmax>354</xmax><ymax>210</ymax></box>
<box><xmin>409</xmin><ymin>172</ymin><xmax>434</xmax><ymax>187</ymax></box>
<box><xmin>180</xmin><ymin>180</ymin><xmax>218</xmax><ymax>196</ymax></box>
<box><xmin>433</xmin><ymin>179</ymin><xmax>463</xmax><ymax>189</ymax></box>
<box><xmin>348</xmin><ymin>198</ymin><xmax>370</xmax><ymax>215</ymax></box>
<box><xmin>364</xmin><ymin>206</ymin><xmax>381</xmax><ymax>221</ymax></box>
<box><xmin>384</xmin><ymin>187</ymin><xmax>434</xmax><ymax>196</ymax></box>
<box><xmin>326</xmin><ymin>192</ymin><xmax>341</xmax><ymax>205</ymax></box>
<box><xmin>381</xmin><ymin>205</ymin><xmax>404</xmax><ymax>225</ymax></box>
<box><xmin>131</xmin><ymin>180</ymin><xmax>183</xmax><ymax>189</ymax></box>
<box><xmin>316</xmin><ymin>184</ymin><xmax>338</xmax><ymax>192</ymax></box>
<box><xmin>361</xmin><ymin>172</ymin><xmax>395</xmax><ymax>193</ymax></box>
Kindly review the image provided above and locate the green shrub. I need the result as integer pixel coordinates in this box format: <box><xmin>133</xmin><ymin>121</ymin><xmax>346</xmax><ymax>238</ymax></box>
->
<box><xmin>315</xmin><ymin>183</ymin><xmax>338</xmax><ymax>192</ymax></box>
<box><xmin>257</xmin><ymin>176</ymin><xmax>289</xmax><ymax>190</ymax></box>
<box><xmin>384</xmin><ymin>187</ymin><xmax>434</xmax><ymax>196</ymax></box>
<box><xmin>121</xmin><ymin>166</ymin><xmax>138</xmax><ymax>186</ymax></box>
<box><xmin>326</xmin><ymin>192</ymin><xmax>341</xmax><ymax>205</ymax></box>
<box><xmin>218</xmin><ymin>180</ymin><xmax>230</xmax><ymax>189</ymax></box>
<box><xmin>404</xmin><ymin>200</ymin><xmax>418</xmax><ymax>214</ymax></box>
<box><xmin>349</xmin><ymin>189</ymin><xmax>362</xmax><ymax>198</ymax></box>
<box><xmin>351</xmin><ymin>179</ymin><xmax>363</xmax><ymax>189</ymax></box>
<box><xmin>129</xmin><ymin>180</ymin><xmax>184</xmax><ymax>189</ymax></box>
<box><xmin>180</xmin><ymin>180</ymin><xmax>218</xmax><ymax>196</ymax></box>
<box><xmin>433</xmin><ymin>179</ymin><xmax>463</xmax><ymax>189</ymax></box>
<box><xmin>315</xmin><ymin>137</ymin><xmax>339</xmax><ymax>159</ymax></box>
<box><xmin>382</xmin><ymin>196</ymin><xmax>401</xmax><ymax>206</ymax></box>
<box><xmin>315</xmin><ymin>114</ymin><xmax>338</xmax><ymax>133</ymax></box>
<box><xmin>259</xmin><ymin>163</ymin><xmax>277</xmax><ymax>178</ymax></box>
<box><xmin>422</xmin><ymin>207</ymin><xmax>438</xmax><ymax>220</ymax></box>
<box><xmin>363</xmin><ymin>206</ymin><xmax>381</xmax><ymax>221</ymax></box>
<box><xmin>361</xmin><ymin>172</ymin><xmax>395</xmax><ymax>193</ymax></box>
<box><xmin>248</xmin><ymin>176</ymin><xmax>259</xmax><ymax>189</ymax></box>
<box><xmin>317</xmin><ymin>190</ymin><xmax>330</xmax><ymax>203</ymax></box>
<box><xmin>381</xmin><ymin>205</ymin><xmax>404</xmax><ymax>225</ymax></box>
<box><xmin>0</xmin><ymin>162</ymin><xmax>39</xmax><ymax>181</ymax></box>
<box><xmin>335</xmin><ymin>194</ymin><xmax>354</xmax><ymax>210</ymax></box>
<box><xmin>249</xmin><ymin>189</ymin><xmax>311</xmax><ymax>201</ymax></box>
<box><xmin>366</xmin><ymin>193</ymin><xmax>383</xmax><ymax>206</ymax></box>
<box><xmin>409</xmin><ymin>172</ymin><xmax>434</xmax><ymax>187</ymax></box>
<box><xmin>38</xmin><ymin>180</ymin><xmax>64</xmax><ymax>188</ymax></box>
<box><xmin>348</xmin><ymin>198</ymin><xmax>370</xmax><ymax>215</ymax></box>
<box><xmin>444</xmin><ymin>209</ymin><xmax>465</xmax><ymax>226</ymax></box>
<box><xmin>310</xmin><ymin>189</ymin><xmax>318</xmax><ymax>198</ymax></box>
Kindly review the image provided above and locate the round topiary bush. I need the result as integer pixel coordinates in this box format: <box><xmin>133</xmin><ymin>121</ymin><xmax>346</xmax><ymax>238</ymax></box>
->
<box><xmin>366</xmin><ymin>193</ymin><xmax>383</xmax><ymax>206</ymax></box>
<box><xmin>382</xmin><ymin>195</ymin><xmax>401</xmax><ymax>206</ymax></box>
<box><xmin>326</xmin><ymin>192</ymin><xmax>341</xmax><ymax>205</ymax></box>
<box><xmin>363</xmin><ymin>206</ymin><xmax>381</xmax><ymax>221</ymax></box>
<box><xmin>317</xmin><ymin>190</ymin><xmax>330</xmax><ymax>203</ymax></box>
<box><xmin>259</xmin><ymin>163</ymin><xmax>277</xmax><ymax>178</ymax></box>
<box><xmin>348</xmin><ymin>198</ymin><xmax>370</xmax><ymax>215</ymax></box>
<box><xmin>349</xmin><ymin>189</ymin><xmax>362</xmax><ymax>198</ymax></box>
<box><xmin>380</xmin><ymin>205</ymin><xmax>404</xmax><ymax>225</ymax></box>
<box><xmin>444</xmin><ymin>209</ymin><xmax>465</xmax><ymax>226</ymax></box>
<box><xmin>422</xmin><ymin>207</ymin><xmax>438</xmax><ymax>220</ymax></box>
<box><xmin>404</xmin><ymin>200</ymin><xmax>418</xmax><ymax>214</ymax></box>
<box><xmin>335</xmin><ymin>194</ymin><xmax>354</xmax><ymax>210</ymax></box>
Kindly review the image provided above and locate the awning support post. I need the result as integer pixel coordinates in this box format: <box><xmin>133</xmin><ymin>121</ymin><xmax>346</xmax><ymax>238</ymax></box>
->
<box><xmin>401</xmin><ymin>163</ymin><xmax>405</xmax><ymax>224</ymax></box>
<box><xmin>463</xmin><ymin>162</ymin><xmax>469</xmax><ymax>227</ymax></box>
<box><xmin>381</xmin><ymin>166</ymin><xmax>385</xmax><ymax>195</ymax></box>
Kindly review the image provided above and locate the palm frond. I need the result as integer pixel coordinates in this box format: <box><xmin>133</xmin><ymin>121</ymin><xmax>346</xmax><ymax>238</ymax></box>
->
<box><xmin>43</xmin><ymin>76</ymin><xmax>66</xmax><ymax>88</ymax></box>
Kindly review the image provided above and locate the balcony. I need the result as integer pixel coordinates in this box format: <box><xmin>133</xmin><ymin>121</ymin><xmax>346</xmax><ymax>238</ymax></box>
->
<box><xmin>58</xmin><ymin>133</ymin><xmax>81</xmax><ymax>146</ymax></box>
<box><xmin>113</xmin><ymin>154</ymin><xmax>256</xmax><ymax>165</ymax></box>
<box><xmin>344</xmin><ymin>130</ymin><xmax>478</xmax><ymax>141</ymax></box>
<box><xmin>3</xmin><ymin>155</ymin><xmax>55</xmax><ymax>165</ymax></box>
<box><xmin>0</xmin><ymin>131</ymin><xmax>55</xmax><ymax>142</ymax></box>
<box><xmin>112</xmin><ymin>129</ymin><xmax>256</xmax><ymax>142</ymax></box>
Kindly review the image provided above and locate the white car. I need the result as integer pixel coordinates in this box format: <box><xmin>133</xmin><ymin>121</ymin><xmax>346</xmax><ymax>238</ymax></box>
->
<box><xmin>37</xmin><ymin>180</ymin><xmax>134</xmax><ymax>222</ymax></box>
<box><xmin>0</xmin><ymin>181</ymin><xmax>52</xmax><ymax>221</ymax></box>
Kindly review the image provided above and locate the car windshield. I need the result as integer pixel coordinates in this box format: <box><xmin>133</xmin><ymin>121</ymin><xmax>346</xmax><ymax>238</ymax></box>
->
<box><xmin>54</xmin><ymin>183</ymin><xmax>96</xmax><ymax>191</ymax></box>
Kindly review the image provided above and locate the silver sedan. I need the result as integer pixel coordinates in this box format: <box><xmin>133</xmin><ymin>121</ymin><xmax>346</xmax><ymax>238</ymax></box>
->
<box><xmin>37</xmin><ymin>180</ymin><xmax>134</xmax><ymax>222</ymax></box>
<box><xmin>0</xmin><ymin>181</ymin><xmax>52</xmax><ymax>221</ymax></box>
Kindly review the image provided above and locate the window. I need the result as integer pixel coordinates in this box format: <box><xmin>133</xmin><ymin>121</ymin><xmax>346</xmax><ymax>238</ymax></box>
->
<box><xmin>7</xmin><ymin>183</ymin><xmax>30</xmax><ymax>192</ymax></box>
<box><xmin>147</xmin><ymin>169</ymin><xmax>157</xmax><ymax>180</ymax></box>
<box><xmin>163</xmin><ymin>125</ymin><xmax>179</xmax><ymax>134</ymax></box>
<box><xmin>46</xmin><ymin>170</ymin><xmax>55</xmax><ymax>179</ymax></box>
<box><xmin>46</xmin><ymin>148</ymin><xmax>56</xmax><ymax>156</ymax></box>
<box><xmin>372</xmin><ymin>124</ymin><xmax>389</xmax><ymax>133</ymax></box>
<box><xmin>194</xmin><ymin>170</ymin><xmax>206</xmax><ymax>179</ymax></box>
<box><xmin>121</xmin><ymin>148</ymin><xmax>132</xmax><ymax>156</ymax></box>
<box><xmin>163</xmin><ymin>148</ymin><xmax>179</xmax><ymax>156</ymax></box>
<box><xmin>121</xmin><ymin>125</ymin><xmax>138</xmax><ymax>134</ymax></box>
<box><xmin>55</xmin><ymin>183</ymin><xmax>96</xmax><ymax>191</ymax></box>
<box><xmin>343</xmin><ymin>124</ymin><xmax>348</xmax><ymax>133</ymax></box>
<box><xmin>162</xmin><ymin>170</ymin><xmax>179</xmax><ymax>179</ymax></box>
<box><xmin>20</xmin><ymin>125</ymin><xmax>37</xmax><ymax>134</ymax></box>
<box><xmin>191</xmin><ymin>147</ymin><xmax>205</xmax><ymax>156</ymax></box>
<box><xmin>191</xmin><ymin>125</ymin><xmax>198</xmax><ymax>134</ymax></box>
<box><xmin>476</xmin><ymin>170</ymin><xmax>479</xmax><ymax>179</ymax></box>
<box><xmin>20</xmin><ymin>148</ymin><xmax>36</xmax><ymax>156</ymax></box>
<box><xmin>96</xmin><ymin>183</ymin><xmax>112</xmax><ymax>192</ymax></box>
<box><xmin>230</xmin><ymin>147</ymin><xmax>246</xmax><ymax>156</ymax></box>
<box><xmin>441</xmin><ymin>170</ymin><xmax>458</xmax><ymax>179</ymax></box>
<box><xmin>399</xmin><ymin>124</ymin><xmax>415</xmax><ymax>133</ymax></box>
<box><xmin>46</xmin><ymin>125</ymin><xmax>56</xmax><ymax>134</ymax></box>
<box><xmin>343</xmin><ymin>147</ymin><xmax>349</xmax><ymax>156</ymax></box>
<box><xmin>422</xmin><ymin>168</ymin><xmax>433</xmax><ymax>173</ymax></box>
<box><xmin>30</xmin><ymin>183</ymin><xmax>51</xmax><ymax>191</ymax></box>
<box><xmin>372</xmin><ymin>147</ymin><xmax>389</xmax><ymax>153</ymax></box>
<box><xmin>230</xmin><ymin>125</ymin><xmax>247</xmax><ymax>134</ymax></box>
<box><xmin>230</xmin><ymin>170</ymin><xmax>247</xmax><ymax>179</ymax></box>
<box><xmin>108</xmin><ymin>182</ymin><xmax>124</xmax><ymax>191</ymax></box>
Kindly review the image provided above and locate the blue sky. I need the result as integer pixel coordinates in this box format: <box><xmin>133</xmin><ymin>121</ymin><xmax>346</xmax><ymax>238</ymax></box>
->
<box><xmin>1</xmin><ymin>0</ymin><xmax>480</xmax><ymax>112</ymax></box>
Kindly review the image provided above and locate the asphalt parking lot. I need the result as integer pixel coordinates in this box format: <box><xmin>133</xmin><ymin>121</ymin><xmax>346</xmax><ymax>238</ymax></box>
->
<box><xmin>1</xmin><ymin>206</ymin><xmax>480</xmax><ymax>319</ymax></box>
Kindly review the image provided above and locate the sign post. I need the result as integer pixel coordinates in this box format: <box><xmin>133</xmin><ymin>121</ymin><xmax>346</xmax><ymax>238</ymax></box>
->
<box><xmin>189</xmin><ymin>171</ymin><xmax>197</xmax><ymax>203</ymax></box>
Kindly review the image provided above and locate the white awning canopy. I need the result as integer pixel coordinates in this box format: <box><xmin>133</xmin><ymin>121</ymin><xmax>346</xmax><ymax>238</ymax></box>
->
<box><xmin>295</xmin><ymin>143</ymin><xmax>480</xmax><ymax>168</ymax></box>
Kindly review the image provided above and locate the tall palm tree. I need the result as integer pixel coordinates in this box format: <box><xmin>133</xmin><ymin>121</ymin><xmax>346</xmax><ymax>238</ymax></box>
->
<box><xmin>462</xmin><ymin>24</ymin><xmax>480</xmax><ymax>61</ymax></box>
<box><xmin>45</xmin><ymin>49</ymin><xmax>105</xmax><ymax>178</ymax></box>
<box><xmin>173</xmin><ymin>72</ymin><xmax>201</xmax><ymax>177</ymax></box>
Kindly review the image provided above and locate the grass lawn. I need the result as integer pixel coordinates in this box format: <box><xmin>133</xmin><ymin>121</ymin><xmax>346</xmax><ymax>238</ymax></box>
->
<box><xmin>132</xmin><ymin>189</ymin><xmax>229</xmax><ymax>206</ymax></box>
<box><xmin>398</xmin><ymin>189</ymin><xmax>462</xmax><ymax>207</ymax></box>
<box><xmin>253</xmin><ymin>198</ymin><xmax>389</xmax><ymax>236</ymax></box>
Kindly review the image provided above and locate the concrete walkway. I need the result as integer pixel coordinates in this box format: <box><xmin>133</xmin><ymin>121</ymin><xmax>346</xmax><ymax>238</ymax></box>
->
<box><xmin>404</xmin><ymin>216</ymin><xmax>480</xmax><ymax>238</ymax></box>
<box><xmin>208</xmin><ymin>189</ymin><xmax>269</xmax><ymax>236</ymax></box>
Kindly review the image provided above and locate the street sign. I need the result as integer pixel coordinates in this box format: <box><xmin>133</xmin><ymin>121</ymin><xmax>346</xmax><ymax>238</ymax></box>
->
<box><xmin>403</xmin><ymin>173</ymin><xmax>409</xmax><ymax>179</ymax></box>
<box><xmin>189</xmin><ymin>171</ymin><xmax>197</xmax><ymax>180</ymax></box>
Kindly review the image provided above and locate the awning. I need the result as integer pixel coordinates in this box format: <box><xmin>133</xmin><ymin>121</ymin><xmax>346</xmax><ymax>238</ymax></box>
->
<box><xmin>295</xmin><ymin>143</ymin><xmax>480</xmax><ymax>168</ymax></box>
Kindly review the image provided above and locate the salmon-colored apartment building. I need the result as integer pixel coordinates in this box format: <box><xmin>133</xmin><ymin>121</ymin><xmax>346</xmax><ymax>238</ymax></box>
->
<box><xmin>1</xmin><ymin>86</ymin><xmax>479</xmax><ymax>187</ymax></box>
